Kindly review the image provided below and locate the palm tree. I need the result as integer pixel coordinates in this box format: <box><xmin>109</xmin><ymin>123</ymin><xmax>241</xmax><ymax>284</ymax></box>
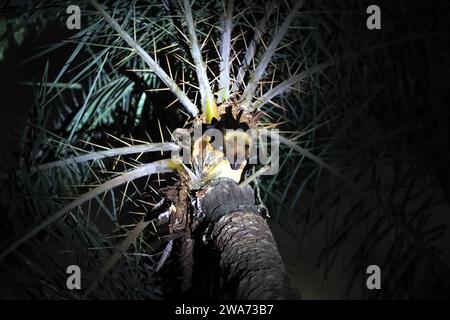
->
<box><xmin>0</xmin><ymin>0</ymin><xmax>309</xmax><ymax>299</ymax></box>
<box><xmin>1</xmin><ymin>0</ymin><xmax>449</xmax><ymax>299</ymax></box>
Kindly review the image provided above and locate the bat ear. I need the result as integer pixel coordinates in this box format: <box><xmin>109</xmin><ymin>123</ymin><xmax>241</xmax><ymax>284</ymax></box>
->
<box><xmin>236</xmin><ymin>110</ymin><xmax>243</xmax><ymax>123</ymax></box>
<box><xmin>210</xmin><ymin>117</ymin><xmax>218</xmax><ymax>125</ymax></box>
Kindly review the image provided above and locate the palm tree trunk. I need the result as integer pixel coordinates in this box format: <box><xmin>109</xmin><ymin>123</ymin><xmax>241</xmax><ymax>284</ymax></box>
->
<box><xmin>196</xmin><ymin>179</ymin><xmax>295</xmax><ymax>299</ymax></box>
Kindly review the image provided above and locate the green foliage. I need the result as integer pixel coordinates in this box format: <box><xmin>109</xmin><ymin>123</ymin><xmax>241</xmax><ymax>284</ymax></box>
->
<box><xmin>0</xmin><ymin>0</ymin><xmax>449</xmax><ymax>299</ymax></box>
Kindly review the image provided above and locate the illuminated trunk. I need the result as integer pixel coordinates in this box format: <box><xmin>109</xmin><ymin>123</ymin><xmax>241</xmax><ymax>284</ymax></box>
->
<box><xmin>197</xmin><ymin>179</ymin><xmax>294</xmax><ymax>299</ymax></box>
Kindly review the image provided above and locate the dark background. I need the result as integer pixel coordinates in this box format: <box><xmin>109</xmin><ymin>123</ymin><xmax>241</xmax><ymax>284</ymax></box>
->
<box><xmin>0</xmin><ymin>0</ymin><xmax>450</xmax><ymax>299</ymax></box>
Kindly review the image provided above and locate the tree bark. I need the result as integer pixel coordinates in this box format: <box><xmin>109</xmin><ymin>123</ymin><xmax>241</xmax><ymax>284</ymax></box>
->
<box><xmin>196</xmin><ymin>178</ymin><xmax>295</xmax><ymax>299</ymax></box>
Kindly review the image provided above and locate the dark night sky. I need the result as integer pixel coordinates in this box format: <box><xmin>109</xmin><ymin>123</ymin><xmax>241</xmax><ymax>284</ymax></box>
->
<box><xmin>1</xmin><ymin>0</ymin><xmax>450</xmax><ymax>299</ymax></box>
